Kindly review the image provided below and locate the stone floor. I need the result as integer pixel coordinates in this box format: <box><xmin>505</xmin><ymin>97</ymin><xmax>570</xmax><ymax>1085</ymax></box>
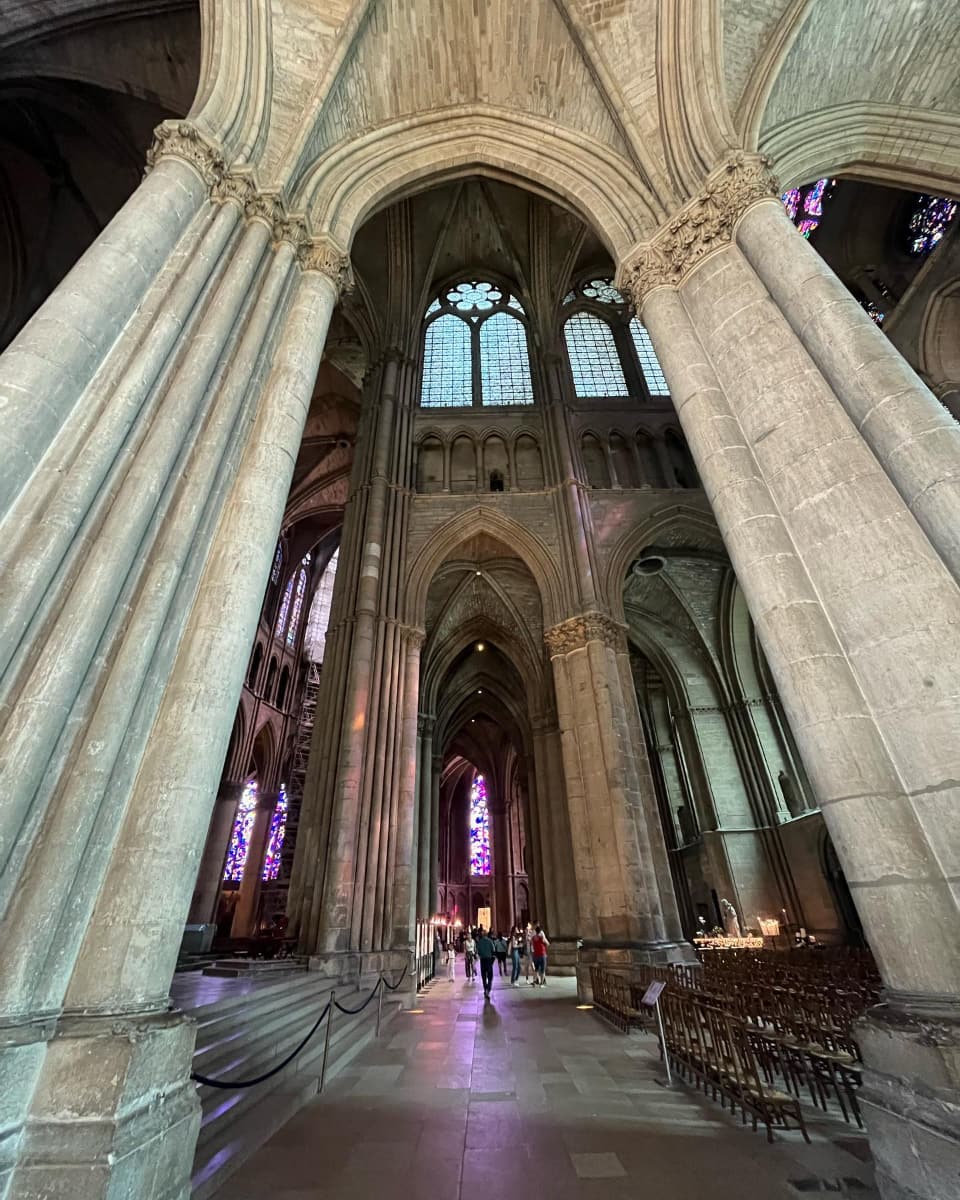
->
<box><xmin>215</xmin><ymin>969</ymin><xmax>877</xmax><ymax>1200</ymax></box>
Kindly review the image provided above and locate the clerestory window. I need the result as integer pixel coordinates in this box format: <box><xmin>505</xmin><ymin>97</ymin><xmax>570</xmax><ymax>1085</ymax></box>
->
<box><xmin>420</xmin><ymin>280</ymin><xmax>534</xmax><ymax>407</ymax></box>
<box><xmin>562</xmin><ymin>277</ymin><xmax>669</xmax><ymax>399</ymax></box>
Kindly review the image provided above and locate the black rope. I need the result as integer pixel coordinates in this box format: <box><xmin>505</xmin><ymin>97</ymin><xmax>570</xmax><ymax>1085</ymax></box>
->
<box><xmin>382</xmin><ymin>964</ymin><xmax>409</xmax><ymax>991</ymax></box>
<box><xmin>333</xmin><ymin>986</ymin><xmax>381</xmax><ymax>1016</ymax></box>
<box><xmin>189</xmin><ymin>962</ymin><xmax>410</xmax><ymax>1090</ymax></box>
<box><xmin>191</xmin><ymin>999</ymin><xmax>332</xmax><ymax>1090</ymax></box>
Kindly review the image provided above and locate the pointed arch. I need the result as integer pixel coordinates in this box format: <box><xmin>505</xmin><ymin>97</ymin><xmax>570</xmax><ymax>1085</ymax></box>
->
<box><xmin>603</xmin><ymin>504</ymin><xmax>724</xmax><ymax>621</ymax></box>
<box><xmin>405</xmin><ymin>506</ymin><xmax>566</xmax><ymax>629</ymax></box>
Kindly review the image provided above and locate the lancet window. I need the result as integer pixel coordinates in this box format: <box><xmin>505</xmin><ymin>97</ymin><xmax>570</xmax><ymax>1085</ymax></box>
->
<box><xmin>420</xmin><ymin>280</ymin><xmax>534</xmax><ymax>407</ymax></box>
<box><xmin>469</xmin><ymin>774</ymin><xmax>491</xmax><ymax>875</ymax></box>
<box><xmin>261</xmin><ymin>784</ymin><xmax>288</xmax><ymax>881</ymax></box>
<box><xmin>223</xmin><ymin>779</ymin><xmax>257</xmax><ymax>882</ymax></box>
<box><xmin>562</xmin><ymin>277</ymin><xmax>669</xmax><ymax>399</ymax></box>
<box><xmin>303</xmin><ymin>547</ymin><xmax>340</xmax><ymax>663</ymax></box>
<box><xmin>275</xmin><ymin>552</ymin><xmax>311</xmax><ymax>644</ymax></box>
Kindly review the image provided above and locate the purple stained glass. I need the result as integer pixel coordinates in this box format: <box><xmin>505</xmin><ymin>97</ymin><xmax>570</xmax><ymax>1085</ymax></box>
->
<box><xmin>796</xmin><ymin>218</ymin><xmax>820</xmax><ymax>239</ymax></box>
<box><xmin>223</xmin><ymin>779</ymin><xmax>257</xmax><ymax>882</ymax></box>
<box><xmin>906</xmin><ymin>194</ymin><xmax>959</xmax><ymax>257</ymax></box>
<box><xmin>469</xmin><ymin>774</ymin><xmax>490</xmax><ymax>876</ymax></box>
<box><xmin>781</xmin><ymin>188</ymin><xmax>801</xmax><ymax>222</ymax></box>
<box><xmin>286</xmin><ymin>568</ymin><xmax>307</xmax><ymax>648</ymax></box>
<box><xmin>803</xmin><ymin>178</ymin><xmax>829</xmax><ymax>217</ymax></box>
<box><xmin>262</xmin><ymin>785</ymin><xmax>288</xmax><ymax>881</ymax></box>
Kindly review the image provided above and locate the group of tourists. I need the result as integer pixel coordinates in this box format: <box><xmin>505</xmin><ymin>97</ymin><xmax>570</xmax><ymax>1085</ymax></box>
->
<box><xmin>446</xmin><ymin>922</ymin><xmax>549</xmax><ymax>997</ymax></box>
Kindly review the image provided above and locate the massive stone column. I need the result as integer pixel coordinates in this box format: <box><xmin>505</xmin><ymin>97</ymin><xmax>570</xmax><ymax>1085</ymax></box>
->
<box><xmin>621</xmin><ymin>152</ymin><xmax>960</xmax><ymax>1200</ymax></box>
<box><xmin>736</xmin><ymin>198</ymin><xmax>960</xmax><ymax>581</ymax></box>
<box><xmin>416</xmin><ymin>717</ymin><xmax>435</xmax><ymax>920</ymax></box>
<box><xmin>289</xmin><ymin>353</ymin><xmax>421</xmax><ymax>984</ymax></box>
<box><xmin>546</xmin><ymin>612</ymin><xmax>692</xmax><ymax>995</ymax></box>
<box><xmin>0</xmin><ymin>117</ymin><xmax>347</xmax><ymax>1198</ymax></box>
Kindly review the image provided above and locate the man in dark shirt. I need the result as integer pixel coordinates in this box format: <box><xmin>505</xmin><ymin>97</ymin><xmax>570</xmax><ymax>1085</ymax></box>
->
<box><xmin>476</xmin><ymin>928</ymin><xmax>496</xmax><ymax>998</ymax></box>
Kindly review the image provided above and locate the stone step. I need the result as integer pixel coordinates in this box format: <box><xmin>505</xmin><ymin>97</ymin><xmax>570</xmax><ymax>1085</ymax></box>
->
<box><xmin>188</xmin><ymin>972</ymin><xmax>400</xmax><ymax>1199</ymax></box>
<box><xmin>202</xmin><ymin>956</ymin><xmax>307</xmax><ymax>978</ymax></box>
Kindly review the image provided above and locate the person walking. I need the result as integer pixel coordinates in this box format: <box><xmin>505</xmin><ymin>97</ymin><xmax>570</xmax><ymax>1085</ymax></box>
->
<box><xmin>509</xmin><ymin>927</ymin><xmax>523</xmax><ymax>986</ymax></box>
<box><xmin>463</xmin><ymin>931</ymin><xmax>477</xmax><ymax>982</ymax></box>
<box><xmin>494</xmin><ymin>932</ymin><xmax>508</xmax><ymax>976</ymax></box>
<box><xmin>446</xmin><ymin>941</ymin><xmax>456</xmax><ymax>981</ymax></box>
<box><xmin>524</xmin><ymin>922</ymin><xmax>535</xmax><ymax>984</ymax></box>
<box><xmin>531</xmin><ymin>925</ymin><xmax>549</xmax><ymax>987</ymax></box>
<box><xmin>476</xmin><ymin>928</ymin><xmax>496</xmax><ymax>998</ymax></box>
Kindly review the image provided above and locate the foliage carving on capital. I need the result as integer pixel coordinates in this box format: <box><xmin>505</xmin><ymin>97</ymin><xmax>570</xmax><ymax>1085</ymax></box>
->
<box><xmin>298</xmin><ymin>237</ymin><xmax>353</xmax><ymax>293</ymax></box>
<box><xmin>618</xmin><ymin>152</ymin><xmax>780</xmax><ymax>305</ymax></box>
<box><xmin>146</xmin><ymin>120</ymin><xmax>225</xmax><ymax>187</ymax></box>
<box><xmin>544</xmin><ymin>612</ymin><xmax>627</xmax><ymax>657</ymax></box>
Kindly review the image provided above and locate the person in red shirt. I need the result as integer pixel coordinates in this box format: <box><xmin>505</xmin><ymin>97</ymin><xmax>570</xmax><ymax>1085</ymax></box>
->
<box><xmin>530</xmin><ymin>925</ymin><xmax>549</xmax><ymax>987</ymax></box>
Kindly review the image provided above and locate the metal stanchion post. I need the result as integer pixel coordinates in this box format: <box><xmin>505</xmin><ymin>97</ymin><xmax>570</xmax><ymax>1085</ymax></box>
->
<box><xmin>376</xmin><ymin>976</ymin><xmax>384</xmax><ymax>1038</ymax></box>
<box><xmin>320</xmin><ymin>990</ymin><xmax>335</xmax><ymax>1093</ymax></box>
<box><xmin>654</xmin><ymin>997</ymin><xmax>672</xmax><ymax>1087</ymax></box>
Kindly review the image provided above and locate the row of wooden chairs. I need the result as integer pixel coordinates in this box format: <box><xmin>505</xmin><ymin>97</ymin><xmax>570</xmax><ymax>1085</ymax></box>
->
<box><xmin>660</xmin><ymin>989</ymin><xmax>811</xmax><ymax>1143</ymax></box>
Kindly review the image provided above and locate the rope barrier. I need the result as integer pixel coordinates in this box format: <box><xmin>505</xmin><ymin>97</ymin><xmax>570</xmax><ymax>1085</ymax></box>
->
<box><xmin>189</xmin><ymin>963</ymin><xmax>410</xmax><ymax>1090</ymax></box>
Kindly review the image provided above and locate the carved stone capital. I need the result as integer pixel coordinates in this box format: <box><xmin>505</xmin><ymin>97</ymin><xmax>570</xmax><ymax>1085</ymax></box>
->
<box><xmin>298</xmin><ymin>237</ymin><xmax>353</xmax><ymax>293</ymax></box>
<box><xmin>618</xmin><ymin>152</ymin><xmax>780</xmax><ymax>305</ymax></box>
<box><xmin>145</xmin><ymin>120</ymin><xmax>225</xmax><ymax>188</ymax></box>
<box><xmin>400</xmin><ymin>624</ymin><xmax>426</xmax><ymax>650</ymax></box>
<box><xmin>544</xmin><ymin>612</ymin><xmax>628</xmax><ymax>657</ymax></box>
<box><xmin>417</xmin><ymin>715</ymin><xmax>435</xmax><ymax>738</ymax></box>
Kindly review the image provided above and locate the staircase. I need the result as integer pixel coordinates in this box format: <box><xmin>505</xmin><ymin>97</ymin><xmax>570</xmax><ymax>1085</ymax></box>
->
<box><xmin>173</xmin><ymin>967</ymin><xmax>400</xmax><ymax>1198</ymax></box>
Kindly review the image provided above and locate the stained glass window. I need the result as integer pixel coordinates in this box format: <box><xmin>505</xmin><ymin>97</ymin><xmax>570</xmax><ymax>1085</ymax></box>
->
<box><xmin>479</xmin><ymin>312</ymin><xmax>534</xmax><ymax>405</ymax></box>
<box><xmin>275</xmin><ymin>577</ymin><xmax>294</xmax><ymax>640</ymax></box>
<box><xmin>422</xmin><ymin>314</ymin><xmax>473</xmax><ymax>407</ymax></box>
<box><xmin>470</xmin><ymin>774</ymin><xmax>491</xmax><ymax>875</ymax></box>
<box><xmin>223</xmin><ymin>779</ymin><xmax>257</xmax><ymax>882</ymax></box>
<box><xmin>271</xmin><ymin>543</ymin><xmax>283</xmax><ymax>585</ymax></box>
<box><xmin>781</xmin><ymin>178</ymin><xmax>834</xmax><ymax>238</ymax></box>
<box><xmin>564</xmin><ymin>312</ymin><xmax>629</xmax><ymax>397</ymax></box>
<box><xmin>304</xmin><ymin>547</ymin><xmax>339</xmax><ymax>663</ymax></box>
<box><xmin>286</xmin><ymin>567</ymin><xmax>308</xmax><ymax>648</ymax></box>
<box><xmin>629</xmin><ymin>318</ymin><xmax>669</xmax><ymax>395</ymax></box>
<box><xmin>420</xmin><ymin>280</ymin><xmax>533</xmax><ymax>408</ymax></box>
<box><xmin>582</xmin><ymin>278</ymin><xmax>625</xmax><ymax>304</ymax></box>
<box><xmin>905</xmin><ymin>193</ymin><xmax>959</xmax><ymax>257</ymax></box>
<box><xmin>261</xmin><ymin>784</ymin><xmax>288</xmax><ymax>881</ymax></box>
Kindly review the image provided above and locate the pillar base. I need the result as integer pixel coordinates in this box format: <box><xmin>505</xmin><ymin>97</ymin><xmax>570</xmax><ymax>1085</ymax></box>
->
<box><xmin>7</xmin><ymin>1009</ymin><xmax>198</xmax><ymax>1200</ymax></box>
<box><xmin>544</xmin><ymin>937</ymin><xmax>579</xmax><ymax>975</ymax></box>
<box><xmin>857</xmin><ymin>998</ymin><xmax>960</xmax><ymax>1200</ymax></box>
<box><xmin>306</xmin><ymin>949</ymin><xmax>416</xmax><ymax>999</ymax></box>
<box><xmin>575</xmin><ymin>939</ymin><xmax>697</xmax><ymax>1001</ymax></box>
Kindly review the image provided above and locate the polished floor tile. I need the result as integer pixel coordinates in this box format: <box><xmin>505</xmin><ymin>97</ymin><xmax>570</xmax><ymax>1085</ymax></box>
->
<box><xmin>215</xmin><ymin>972</ymin><xmax>877</xmax><ymax>1200</ymax></box>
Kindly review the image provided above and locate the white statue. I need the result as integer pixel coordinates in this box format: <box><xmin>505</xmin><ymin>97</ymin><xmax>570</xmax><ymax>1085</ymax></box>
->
<box><xmin>720</xmin><ymin>898</ymin><xmax>741</xmax><ymax>939</ymax></box>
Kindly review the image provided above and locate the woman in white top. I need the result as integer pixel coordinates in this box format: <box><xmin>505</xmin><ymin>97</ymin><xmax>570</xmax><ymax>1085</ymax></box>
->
<box><xmin>463</xmin><ymin>932</ymin><xmax>477</xmax><ymax>981</ymax></box>
<box><xmin>446</xmin><ymin>942</ymin><xmax>456</xmax><ymax>981</ymax></box>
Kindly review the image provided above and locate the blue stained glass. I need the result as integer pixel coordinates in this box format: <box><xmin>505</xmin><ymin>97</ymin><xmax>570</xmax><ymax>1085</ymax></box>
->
<box><xmin>275</xmin><ymin>576</ymin><xmax>294</xmax><ymax>639</ymax></box>
<box><xmin>479</xmin><ymin>312</ymin><xmax>534</xmax><ymax>405</ymax></box>
<box><xmin>470</xmin><ymin>774</ymin><xmax>490</xmax><ymax>875</ymax></box>
<box><xmin>286</xmin><ymin>567</ymin><xmax>307</xmax><ymax>648</ymax></box>
<box><xmin>422</xmin><ymin>314</ymin><xmax>473</xmax><ymax>407</ymax></box>
<box><xmin>271</xmin><ymin>544</ymin><xmax>282</xmax><ymax>585</ymax></box>
<box><xmin>564</xmin><ymin>312</ymin><xmax>628</xmax><ymax>397</ymax></box>
<box><xmin>261</xmin><ymin>785</ymin><xmax>288</xmax><ymax>881</ymax></box>
<box><xmin>629</xmin><ymin>318</ymin><xmax>669</xmax><ymax>396</ymax></box>
<box><xmin>223</xmin><ymin>780</ymin><xmax>257</xmax><ymax>882</ymax></box>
